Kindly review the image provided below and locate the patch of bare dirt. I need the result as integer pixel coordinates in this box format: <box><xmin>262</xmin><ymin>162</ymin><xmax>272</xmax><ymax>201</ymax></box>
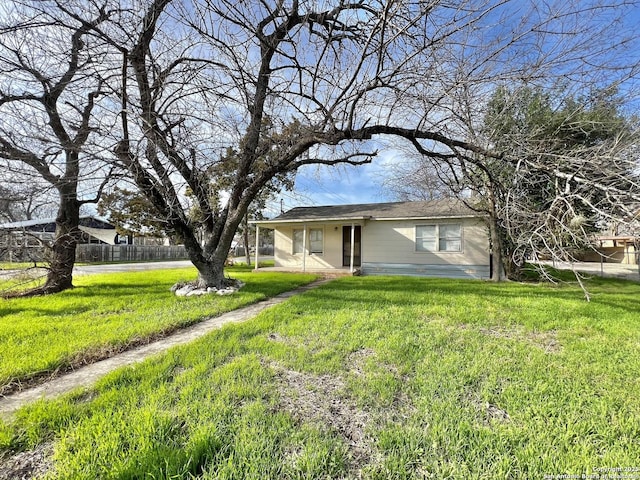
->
<box><xmin>479</xmin><ymin>326</ymin><xmax>561</xmax><ymax>353</ymax></box>
<box><xmin>345</xmin><ymin>348</ymin><xmax>377</xmax><ymax>377</ymax></box>
<box><xmin>462</xmin><ymin>390</ymin><xmax>511</xmax><ymax>426</ymax></box>
<box><xmin>269</xmin><ymin>362</ymin><xmax>374</xmax><ymax>475</ymax></box>
<box><xmin>267</xmin><ymin>332</ymin><xmax>290</xmax><ymax>344</ymax></box>
<box><xmin>0</xmin><ymin>442</ymin><xmax>54</xmax><ymax>480</ymax></box>
<box><xmin>476</xmin><ymin>399</ymin><xmax>510</xmax><ymax>425</ymax></box>
<box><xmin>458</xmin><ymin>324</ymin><xmax>561</xmax><ymax>353</ymax></box>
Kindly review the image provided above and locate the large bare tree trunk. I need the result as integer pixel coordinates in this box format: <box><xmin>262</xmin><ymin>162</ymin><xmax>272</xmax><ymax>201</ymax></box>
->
<box><xmin>4</xmin><ymin>195</ymin><xmax>80</xmax><ymax>298</ymax></box>
<box><xmin>0</xmin><ymin>4</ymin><xmax>112</xmax><ymax>297</ymax></box>
<box><xmin>43</xmin><ymin>196</ymin><xmax>80</xmax><ymax>293</ymax></box>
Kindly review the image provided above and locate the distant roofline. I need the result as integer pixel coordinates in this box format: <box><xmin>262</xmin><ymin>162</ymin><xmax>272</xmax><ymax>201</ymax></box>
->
<box><xmin>0</xmin><ymin>215</ymin><xmax>112</xmax><ymax>230</ymax></box>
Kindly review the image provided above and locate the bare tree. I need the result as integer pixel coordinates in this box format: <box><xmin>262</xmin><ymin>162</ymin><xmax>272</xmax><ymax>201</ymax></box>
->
<box><xmin>0</xmin><ymin>178</ymin><xmax>56</xmax><ymax>223</ymax></box>
<box><xmin>63</xmin><ymin>0</ymin><xmax>499</xmax><ymax>289</ymax></box>
<box><xmin>382</xmin><ymin>84</ymin><xmax>640</xmax><ymax>289</ymax></box>
<box><xmin>481</xmin><ymin>87</ymin><xmax>639</xmax><ymax>286</ymax></box>
<box><xmin>372</xmin><ymin>0</ymin><xmax>640</xmax><ymax>288</ymax></box>
<box><xmin>4</xmin><ymin>0</ymin><xmax>640</xmax><ymax>293</ymax></box>
<box><xmin>0</xmin><ymin>1</ymin><xmax>115</xmax><ymax>294</ymax></box>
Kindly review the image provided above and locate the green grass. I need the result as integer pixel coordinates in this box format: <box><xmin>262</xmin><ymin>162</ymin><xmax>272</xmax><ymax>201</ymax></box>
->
<box><xmin>0</xmin><ymin>262</ymin><xmax>47</xmax><ymax>270</ymax></box>
<box><xmin>2</xmin><ymin>275</ymin><xmax>640</xmax><ymax>478</ymax></box>
<box><xmin>0</xmin><ymin>266</ymin><xmax>317</xmax><ymax>391</ymax></box>
<box><xmin>0</xmin><ymin>268</ymin><xmax>48</xmax><ymax>295</ymax></box>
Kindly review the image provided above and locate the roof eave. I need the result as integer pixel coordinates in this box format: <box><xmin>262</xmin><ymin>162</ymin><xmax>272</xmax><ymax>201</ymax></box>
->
<box><xmin>251</xmin><ymin>216</ymin><xmax>371</xmax><ymax>226</ymax></box>
<box><xmin>373</xmin><ymin>214</ymin><xmax>484</xmax><ymax>221</ymax></box>
<box><xmin>252</xmin><ymin>213</ymin><xmax>485</xmax><ymax>226</ymax></box>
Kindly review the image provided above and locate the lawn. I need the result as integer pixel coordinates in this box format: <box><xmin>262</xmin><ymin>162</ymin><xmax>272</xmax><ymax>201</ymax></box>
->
<box><xmin>1</xmin><ymin>275</ymin><xmax>640</xmax><ymax>479</ymax></box>
<box><xmin>0</xmin><ymin>266</ymin><xmax>317</xmax><ymax>394</ymax></box>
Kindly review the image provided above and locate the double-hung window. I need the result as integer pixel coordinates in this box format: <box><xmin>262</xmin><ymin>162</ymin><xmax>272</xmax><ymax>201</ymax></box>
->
<box><xmin>415</xmin><ymin>225</ymin><xmax>437</xmax><ymax>252</ymax></box>
<box><xmin>293</xmin><ymin>229</ymin><xmax>304</xmax><ymax>254</ymax></box>
<box><xmin>293</xmin><ymin>228</ymin><xmax>324</xmax><ymax>255</ymax></box>
<box><xmin>416</xmin><ymin>224</ymin><xmax>461</xmax><ymax>252</ymax></box>
<box><xmin>438</xmin><ymin>224</ymin><xmax>461</xmax><ymax>252</ymax></box>
<box><xmin>309</xmin><ymin>228</ymin><xmax>323</xmax><ymax>254</ymax></box>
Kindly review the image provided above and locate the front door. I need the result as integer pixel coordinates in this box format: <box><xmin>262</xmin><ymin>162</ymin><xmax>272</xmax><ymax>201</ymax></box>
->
<box><xmin>342</xmin><ymin>225</ymin><xmax>361</xmax><ymax>267</ymax></box>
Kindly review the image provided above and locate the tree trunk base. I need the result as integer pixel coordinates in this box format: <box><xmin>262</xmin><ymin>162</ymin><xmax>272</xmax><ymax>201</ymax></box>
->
<box><xmin>2</xmin><ymin>280</ymin><xmax>74</xmax><ymax>299</ymax></box>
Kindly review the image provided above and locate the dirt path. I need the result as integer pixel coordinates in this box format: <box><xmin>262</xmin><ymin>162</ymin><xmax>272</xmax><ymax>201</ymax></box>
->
<box><xmin>0</xmin><ymin>279</ymin><xmax>329</xmax><ymax>421</ymax></box>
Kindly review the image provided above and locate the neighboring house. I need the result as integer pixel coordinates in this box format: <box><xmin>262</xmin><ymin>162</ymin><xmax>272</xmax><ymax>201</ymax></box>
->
<box><xmin>579</xmin><ymin>235</ymin><xmax>639</xmax><ymax>265</ymax></box>
<box><xmin>253</xmin><ymin>199</ymin><xmax>491</xmax><ymax>279</ymax></box>
<box><xmin>0</xmin><ymin>215</ymin><xmax>120</xmax><ymax>247</ymax></box>
<box><xmin>595</xmin><ymin>236</ymin><xmax>638</xmax><ymax>264</ymax></box>
<box><xmin>577</xmin><ymin>213</ymin><xmax>640</xmax><ymax>265</ymax></box>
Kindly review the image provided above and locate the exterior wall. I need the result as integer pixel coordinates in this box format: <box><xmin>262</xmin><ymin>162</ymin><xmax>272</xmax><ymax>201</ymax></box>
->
<box><xmin>272</xmin><ymin>217</ymin><xmax>490</xmax><ymax>279</ymax></box>
<box><xmin>361</xmin><ymin>218</ymin><xmax>490</xmax><ymax>279</ymax></box>
<box><xmin>274</xmin><ymin>223</ymin><xmax>349</xmax><ymax>269</ymax></box>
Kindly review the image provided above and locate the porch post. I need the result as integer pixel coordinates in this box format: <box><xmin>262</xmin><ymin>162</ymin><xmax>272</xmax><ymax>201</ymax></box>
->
<box><xmin>302</xmin><ymin>224</ymin><xmax>307</xmax><ymax>272</ymax></box>
<box><xmin>254</xmin><ymin>225</ymin><xmax>260</xmax><ymax>270</ymax></box>
<box><xmin>350</xmin><ymin>223</ymin><xmax>355</xmax><ymax>273</ymax></box>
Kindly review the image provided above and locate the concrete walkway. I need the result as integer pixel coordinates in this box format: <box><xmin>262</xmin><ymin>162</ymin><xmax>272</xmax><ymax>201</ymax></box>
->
<box><xmin>0</xmin><ymin>279</ymin><xmax>329</xmax><ymax>421</ymax></box>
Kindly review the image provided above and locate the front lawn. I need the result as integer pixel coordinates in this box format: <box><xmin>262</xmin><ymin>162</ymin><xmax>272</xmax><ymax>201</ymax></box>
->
<box><xmin>1</xmin><ymin>275</ymin><xmax>639</xmax><ymax>478</ymax></box>
<box><xmin>0</xmin><ymin>267</ymin><xmax>317</xmax><ymax>394</ymax></box>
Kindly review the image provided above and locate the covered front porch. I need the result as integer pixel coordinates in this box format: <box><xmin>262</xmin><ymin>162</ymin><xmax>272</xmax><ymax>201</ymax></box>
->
<box><xmin>251</xmin><ymin>219</ymin><xmax>365</xmax><ymax>274</ymax></box>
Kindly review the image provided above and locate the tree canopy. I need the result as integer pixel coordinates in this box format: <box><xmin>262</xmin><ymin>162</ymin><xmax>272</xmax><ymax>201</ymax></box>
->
<box><xmin>381</xmin><ymin>83</ymin><xmax>640</xmax><ymax>287</ymax></box>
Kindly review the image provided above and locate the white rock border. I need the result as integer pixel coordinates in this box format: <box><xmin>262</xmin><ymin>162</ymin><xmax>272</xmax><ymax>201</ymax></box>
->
<box><xmin>171</xmin><ymin>280</ymin><xmax>245</xmax><ymax>297</ymax></box>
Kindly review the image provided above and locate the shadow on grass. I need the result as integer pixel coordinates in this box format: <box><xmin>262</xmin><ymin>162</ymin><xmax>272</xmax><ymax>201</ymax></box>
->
<box><xmin>301</xmin><ymin>275</ymin><xmax>640</xmax><ymax>317</ymax></box>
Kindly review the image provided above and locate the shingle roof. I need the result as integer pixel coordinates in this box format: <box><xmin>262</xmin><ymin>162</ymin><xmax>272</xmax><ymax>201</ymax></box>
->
<box><xmin>258</xmin><ymin>199</ymin><xmax>481</xmax><ymax>223</ymax></box>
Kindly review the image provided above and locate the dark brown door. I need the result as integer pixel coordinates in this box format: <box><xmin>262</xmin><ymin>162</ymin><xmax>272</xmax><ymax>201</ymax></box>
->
<box><xmin>342</xmin><ymin>225</ymin><xmax>361</xmax><ymax>267</ymax></box>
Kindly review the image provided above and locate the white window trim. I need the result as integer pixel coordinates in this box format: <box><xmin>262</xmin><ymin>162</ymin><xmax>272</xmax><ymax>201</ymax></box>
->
<box><xmin>415</xmin><ymin>223</ymin><xmax>463</xmax><ymax>253</ymax></box>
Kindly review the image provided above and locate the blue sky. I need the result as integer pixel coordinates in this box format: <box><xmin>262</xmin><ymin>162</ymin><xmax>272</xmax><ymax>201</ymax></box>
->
<box><xmin>263</xmin><ymin>149</ymin><xmax>403</xmax><ymax>217</ymax></box>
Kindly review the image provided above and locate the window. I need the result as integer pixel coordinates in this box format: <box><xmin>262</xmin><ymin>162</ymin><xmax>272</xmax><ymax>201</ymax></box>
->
<box><xmin>292</xmin><ymin>228</ymin><xmax>324</xmax><ymax>255</ymax></box>
<box><xmin>416</xmin><ymin>224</ymin><xmax>461</xmax><ymax>252</ymax></box>
<box><xmin>309</xmin><ymin>228</ymin><xmax>323</xmax><ymax>254</ymax></box>
<box><xmin>293</xmin><ymin>229</ymin><xmax>304</xmax><ymax>254</ymax></box>
<box><xmin>415</xmin><ymin>225</ymin><xmax>436</xmax><ymax>252</ymax></box>
<box><xmin>438</xmin><ymin>224</ymin><xmax>461</xmax><ymax>252</ymax></box>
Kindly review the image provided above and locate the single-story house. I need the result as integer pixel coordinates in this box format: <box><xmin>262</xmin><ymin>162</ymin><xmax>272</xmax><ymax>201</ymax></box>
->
<box><xmin>252</xmin><ymin>199</ymin><xmax>491</xmax><ymax>279</ymax></box>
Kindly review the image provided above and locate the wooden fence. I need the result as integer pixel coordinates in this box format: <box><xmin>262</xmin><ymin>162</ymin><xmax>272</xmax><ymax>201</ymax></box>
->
<box><xmin>75</xmin><ymin>244</ymin><xmax>189</xmax><ymax>263</ymax></box>
<box><xmin>1</xmin><ymin>244</ymin><xmax>275</xmax><ymax>263</ymax></box>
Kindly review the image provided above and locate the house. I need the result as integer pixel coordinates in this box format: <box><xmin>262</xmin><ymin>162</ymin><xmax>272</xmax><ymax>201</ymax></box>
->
<box><xmin>0</xmin><ymin>215</ymin><xmax>124</xmax><ymax>262</ymax></box>
<box><xmin>578</xmin><ymin>236</ymin><xmax>639</xmax><ymax>265</ymax></box>
<box><xmin>576</xmin><ymin>212</ymin><xmax>639</xmax><ymax>265</ymax></box>
<box><xmin>0</xmin><ymin>215</ymin><xmax>120</xmax><ymax>247</ymax></box>
<box><xmin>252</xmin><ymin>199</ymin><xmax>491</xmax><ymax>279</ymax></box>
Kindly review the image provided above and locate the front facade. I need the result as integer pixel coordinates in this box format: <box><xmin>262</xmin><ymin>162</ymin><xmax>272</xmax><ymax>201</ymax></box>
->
<box><xmin>254</xmin><ymin>199</ymin><xmax>491</xmax><ymax>280</ymax></box>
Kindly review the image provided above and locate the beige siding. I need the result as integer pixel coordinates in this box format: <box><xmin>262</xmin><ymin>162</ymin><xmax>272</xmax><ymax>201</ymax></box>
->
<box><xmin>274</xmin><ymin>224</ymin><xmax>346</xmax><ymax>269</ymax></box>
<box><xmin>362</xmin><ymin>218</ymin><xmax>489</xmax><ymax>266</ymax></box>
